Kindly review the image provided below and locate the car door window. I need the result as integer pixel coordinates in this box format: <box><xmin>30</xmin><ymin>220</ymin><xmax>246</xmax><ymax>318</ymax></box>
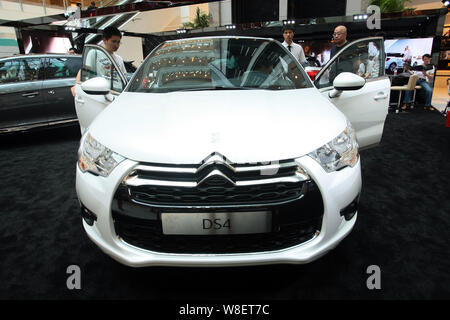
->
<box><xmin>81</xmin><ymin>46</ymin><xmax>125</xmax><ymax>93</ymax></box>
<box><xmin>0</xmin><ymin>60</ymin><xmax>21</xmax><ymax>83</ymax></box>
<box><xmin>21</xmin><ymin>58</ymin><xmax>41</xmax><ymax>82</ymax></box>
<box><xmin>0</xmin><ymin>59</ymin><xmax>41</xmax><ymax>84</ymax></box>
<box><xmin>316</xmin><ymin>39</ymin><xmax>385</xmax><ymax>89</ymax></box>
<box><xmin>47</xmin><ymin>57</ymin><xmax>81</xmax><ymax>79</ymax></box>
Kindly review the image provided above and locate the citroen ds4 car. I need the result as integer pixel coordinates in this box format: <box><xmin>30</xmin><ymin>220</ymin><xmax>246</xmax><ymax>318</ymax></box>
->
<box><xmin>74</xmin><ymin>36</ymin><xmax>389</xmax><ymax>267</ymax></box>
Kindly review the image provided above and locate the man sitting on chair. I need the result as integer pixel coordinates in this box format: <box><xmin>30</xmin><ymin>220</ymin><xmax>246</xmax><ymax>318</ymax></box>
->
<box><xmin>403</xmin><ymin>54</ymin><xmax>435</xmax><ymax>111</ymax></box>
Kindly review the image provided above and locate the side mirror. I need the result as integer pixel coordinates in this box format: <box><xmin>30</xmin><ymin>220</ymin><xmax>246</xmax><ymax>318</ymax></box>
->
<box><xmin>329</xmin><ymin>72</ymin><xmax>365</xmax><ymax>98</ymax></box>
<box><xmin>81</xmin><ymin>77</ymin><xmax>110</xmax><ymax>95</ymax></box>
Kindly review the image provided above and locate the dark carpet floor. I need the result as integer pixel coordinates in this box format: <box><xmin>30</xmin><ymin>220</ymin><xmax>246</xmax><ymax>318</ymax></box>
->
<box><xmin>0</xmin><ymin>107</ymin><xmax>449</xmax><ymax>300</ymax></box>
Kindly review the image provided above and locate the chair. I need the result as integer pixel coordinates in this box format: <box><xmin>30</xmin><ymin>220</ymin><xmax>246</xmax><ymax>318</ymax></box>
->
<box><xmin>441</xmin><ymin>78</ymin><xmax>450</xmax><ymax>117</ymax></box>
<box><xmin>390</xmin><ymin>74</ymin><xmax>418</xmax><ymax>113</ymax></box>
<box><xmin>412</xmin><ymin>81</ymin><xmax>422</xmax><ymax>109</ymax></box>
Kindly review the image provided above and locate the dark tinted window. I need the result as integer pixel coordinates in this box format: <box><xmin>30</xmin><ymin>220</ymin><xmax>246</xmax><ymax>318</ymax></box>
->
<box><xmin>21</xmin><ymin>58</ymin><xmax>41</xmax><ymax>81</ymax></box>
<box><xmin>47</xmin><ymin>57</ymin><xmax>81</xmax><ymax>79</ymax></box>
<box><xmin>0</xmin><ymin>58</ymin><xmax>41</xmax><ymax>84</ymax></box>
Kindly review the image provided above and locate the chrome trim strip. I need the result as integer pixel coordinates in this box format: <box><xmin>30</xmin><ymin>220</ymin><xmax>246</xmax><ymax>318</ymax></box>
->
<box><xmin>0</xmin><ymin>118</ymin><xmax>78</xmax><ymax>134</ymax></box>
<box><xmin>133</xmin><ymin>160</ymin><xmax>299</xmax><ymax>174</ymax></box>
<box><xmin>124</xmin><ymin>175</ymin><xmax>196</xmax><ymax>187</ymax></box>
<box><xmin>123</xmin><ymin>172</ymin><xmax>308</xmax><ymax>188</ymax></box>
<box><xmin>234</xmin><ymin>161</ymin><xmax>298</xmax><ymax>173</ymax></box>
<box><xmin>134</xmin><ymin>165</ymin><xmax>197</xmax><ymax>174</ymax></box>
<box><xmin>235</xmin><ymin>173</ymin><xmax>307</xmax><ymax>186</ymax></box>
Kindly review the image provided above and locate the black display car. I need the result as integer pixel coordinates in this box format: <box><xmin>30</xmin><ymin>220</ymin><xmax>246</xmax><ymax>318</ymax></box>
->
<box><xmin>0</xmin><ymin>54</ymin><xmax>82</xmax><ymax>133</ymax></box>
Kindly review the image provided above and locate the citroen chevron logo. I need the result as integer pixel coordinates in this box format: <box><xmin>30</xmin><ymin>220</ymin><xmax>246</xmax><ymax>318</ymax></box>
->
<box><xmin>196</xmin><ymin>152</ymin><xmax>280</xmax><ymax>181</ymax></box>
<box><xmin>197</xmin><ymin>170</ymin><xmax>235</xmax><ymax>186</ymax></box>
<box><xmin>197</xmin><ymin>152</ymin><xmax>234</xmax><ymax>174</ymax></box>
<box><xmin>197</xmin><ymin>152</ymin><xmax>235</xmax><ymax>186</ymax></box>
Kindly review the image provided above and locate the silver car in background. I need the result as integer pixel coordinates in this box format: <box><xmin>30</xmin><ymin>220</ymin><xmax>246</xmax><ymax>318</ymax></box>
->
<box><xmin>0</xmin><ymin>54</ymin><xmax>81</xmax><ymax>133</ymax></box>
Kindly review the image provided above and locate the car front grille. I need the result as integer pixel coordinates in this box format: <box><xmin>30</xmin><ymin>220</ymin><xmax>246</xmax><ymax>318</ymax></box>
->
<box><xmin>129</xmin><ymin>182</ymin><xmax>304</xmax><ymax>207</ymax></box>
<box><xmin>111</xmin><ymin>155</ymin><xmax>324</xmax><ymax>254</ymax></box>
<box><xmin>122</xmin><ymin>157</ymin><xmax>308</xmax><ymax>208</ymax></box>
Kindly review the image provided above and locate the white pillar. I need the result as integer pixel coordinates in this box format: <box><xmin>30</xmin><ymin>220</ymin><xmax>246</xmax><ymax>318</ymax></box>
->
<box><xmin>220</xmin><ymin>0</ymin><xmax>232</xmax><ymax>25</ymax></box>
<box><xmin>279</xmin><ymin>0</ymin><xmax>288</xmax><ymax>21</ymax></box>
<box><xmin>346</xmin><ymin>0</ymin><xmax>363</xmax><ymax>15</ymax></box>
<box><xmin>180</xmin><ymin>5</ymin><xmax>190</xmax><ymax>25</ymax></box>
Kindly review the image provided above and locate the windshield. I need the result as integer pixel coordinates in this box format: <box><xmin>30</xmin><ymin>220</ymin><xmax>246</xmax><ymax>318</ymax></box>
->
<box><xmin>127</xmin><ymin>37</ymin><xmax>312</xmax><ymax>93</ymax></box>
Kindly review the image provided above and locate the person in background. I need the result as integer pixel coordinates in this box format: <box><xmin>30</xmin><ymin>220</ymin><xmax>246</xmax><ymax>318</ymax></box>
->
<box><xmin>403</xmin><ymin>45</ymin><xmax>412</xmax><ymax>64</ymax></box>
<box><xmin>330</xmin><ymin>25</ymin><xmax>348</xmax><ymax>59</ymax></box>
<box><xmin>100</xmin><ymin>26</ymin><xmax>126</xmax><ymax>74</ymax></box>
<box><xmin>71</xmin><ymin>26</ymin><xmax>126</xmax><ymax>97</ymax></box>
<box><xmin>88</xmin><ymin>1</ymin><xmax>97</xmax><ymax>10</ymax></box>
<box><xmin>368</xmin><ymin>41</ymin><xmax>380</xmax><ymax>78</ymax></box>
<box><xmin>356</xmin><ymin>53</ymin><xmax>370</xmax><ymax>78</ymax></box>
<box><xmin>281</xmin><ymin>26</ymin><xmax>307</xmax><ymax>66</ymax></box>
<box><xmin>397</xmin><ymin>62</ymin><xmax>413</xmax><ymax>111</ymax></box>
<box><xmin>87</xmin><ymin>1</ymin><xmax>97</xmax><ymax>27</ymax></box>
<box><xmin>403</xmin><ymin>54</ymin><xmax>435</xmax><ymax>111</ymax></box>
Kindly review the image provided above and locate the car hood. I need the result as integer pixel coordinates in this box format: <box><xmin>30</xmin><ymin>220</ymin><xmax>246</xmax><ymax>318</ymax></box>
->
<box><xmin>88</xmin><ymin>88</ymin><xmax>347</xmax><ymax>164</ymax></box>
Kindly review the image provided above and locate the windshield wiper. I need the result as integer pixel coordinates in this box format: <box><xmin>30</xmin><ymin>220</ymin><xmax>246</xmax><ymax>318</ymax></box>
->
<box><xmin>178</xmin><ymin>86</ymin><xmax>253</xmax><ymax>91</ymax></box>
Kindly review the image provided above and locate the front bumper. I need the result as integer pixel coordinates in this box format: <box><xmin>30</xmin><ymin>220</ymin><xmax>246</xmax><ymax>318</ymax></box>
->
<box><xmin>75</xmin><ymin>156</ymin><xmax>361</xmax><ymax>267</ymax></box>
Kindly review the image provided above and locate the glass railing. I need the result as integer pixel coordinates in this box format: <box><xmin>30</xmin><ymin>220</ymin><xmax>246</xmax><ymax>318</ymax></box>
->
<box><xmin>12</xmin><ymin>0</ymin><xmax>127</xmax><ymax>10</ymax></box>
<box><xmin>15</xmin><ymin>0</ymin><xmax>65</xmax><ymax>9</ymax></box>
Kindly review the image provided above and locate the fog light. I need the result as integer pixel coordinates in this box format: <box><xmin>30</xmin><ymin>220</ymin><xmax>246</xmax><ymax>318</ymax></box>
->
<box><xmin>80</xmin><ymin>203</ymin><xmax>97</xmax><ymax>226</ymax></box>
<box><xmin>340</xmin><ymin>196</ymin><xmax>359</xmax><ymax>221</ymax></box>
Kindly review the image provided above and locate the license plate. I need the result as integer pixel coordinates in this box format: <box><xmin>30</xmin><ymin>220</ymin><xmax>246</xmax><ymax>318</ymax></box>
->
<box><xmin>161</xmin><ymin>211</ymin><xmax>272</xmax><ymax>235</ymax></box>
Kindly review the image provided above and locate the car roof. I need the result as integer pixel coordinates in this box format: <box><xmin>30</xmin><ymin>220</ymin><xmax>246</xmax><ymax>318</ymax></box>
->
<box><xmin>0</xmin><ymin>53</ymin><xmax>81</xmax><ymax>61</ymax></box>
<box><xmin>165</xmin><ymin>35</ymin><xmax>275</xmax><ymax>44</ymax></box>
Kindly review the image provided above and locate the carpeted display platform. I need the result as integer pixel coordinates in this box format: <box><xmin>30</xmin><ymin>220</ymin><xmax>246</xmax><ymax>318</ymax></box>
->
<box><xmin>0</xmin><ymin>107</ymin><xmax>449</xmax><ymax>300</ymax></box>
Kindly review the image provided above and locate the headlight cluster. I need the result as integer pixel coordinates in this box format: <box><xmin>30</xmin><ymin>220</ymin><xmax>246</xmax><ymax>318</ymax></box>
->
<box><xmin>308</xmin><ymin>121</ymin><xmax>359</xmax><ymax>172</ymax></box>
<box><xmin>78</xmin><ymin>133</ymin><xmax>125</xmax><ymax>177</ymax></box>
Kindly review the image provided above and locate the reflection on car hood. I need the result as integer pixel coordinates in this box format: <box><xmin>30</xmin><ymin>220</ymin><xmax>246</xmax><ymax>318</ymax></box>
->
<box><xmin>88</xmin><ymin>88</ymin><xmax>347</xmax><ymax>164</ymax></box>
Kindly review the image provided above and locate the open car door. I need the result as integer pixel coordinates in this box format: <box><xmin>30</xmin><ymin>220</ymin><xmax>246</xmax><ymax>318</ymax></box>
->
<box><xmin>314</xmin><ymin>37</ymin><xmax>390</xmax><ymax>149</ymax></box>
<box><xmin>74</xmin><ymin>44</ymin><xmax>127</xmax><ymax>134</ymax></box>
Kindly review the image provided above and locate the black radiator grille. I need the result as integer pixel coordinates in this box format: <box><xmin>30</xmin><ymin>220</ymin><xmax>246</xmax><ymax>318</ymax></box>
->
<box><xmin>129</xmin><ymin>181</ymin><xmax>304</xmax><ymax>207</ymax></box>
<box><xmin>114</xmin><ymin>216</ymin><xmax>322</xmax><ymax>254</ymax></box>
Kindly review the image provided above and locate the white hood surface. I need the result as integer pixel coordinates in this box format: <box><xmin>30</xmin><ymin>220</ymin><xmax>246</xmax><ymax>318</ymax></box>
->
<box><xmin>88</xmin><ymin>88</ymin><xmax>347</xmax><ymax>164</ymax></box>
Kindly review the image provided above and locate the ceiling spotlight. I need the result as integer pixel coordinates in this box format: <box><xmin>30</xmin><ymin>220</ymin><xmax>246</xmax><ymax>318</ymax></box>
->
<box><xmin>443</xmin><ymin>1</ymin><xmax>450</xmax><ymax>8</ymax></box>
<box><xmin>353</xmin><ymin>14</ymin><xmax>368</xmax><ymax>21</ymax></box>
<box><xmin>225</xmin><ymin>24</ymin><xmax>236</xmax><ymax>30</ymax></box>
<box><xmin>176</xmin><ymin>28</ymin><xmax>187</xmax><ymax>34</ymax></box>
<box><xmin>283</xmin><ymin>20</ymin><xmax>295</xmax><ymax>25</ymax></box>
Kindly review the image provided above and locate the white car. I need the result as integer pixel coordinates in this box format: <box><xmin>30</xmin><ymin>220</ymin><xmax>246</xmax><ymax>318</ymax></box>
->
<box><xmin>74</xmin><ymin>36</ymin><xmax>389</xmax><ymax>267</ymax></box>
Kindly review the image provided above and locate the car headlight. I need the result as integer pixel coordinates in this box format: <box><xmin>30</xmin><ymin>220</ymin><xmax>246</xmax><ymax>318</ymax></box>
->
<box><xmin>78</xmin><ymin>133</ymin><xmax>125</xmax><ymax>177</ymax></box>
<box><xmin>308</xmin><ymin>121</ymin><xmax>359</xmax><ymax>172</ymax></box>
